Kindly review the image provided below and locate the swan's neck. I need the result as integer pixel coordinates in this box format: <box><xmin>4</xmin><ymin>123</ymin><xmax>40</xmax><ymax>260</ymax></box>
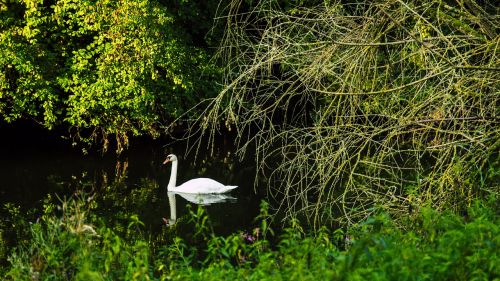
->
<box><xmin>167</xmin><ymin>161</ymin><xmax>178</xmax><ymax>191</ymax></box>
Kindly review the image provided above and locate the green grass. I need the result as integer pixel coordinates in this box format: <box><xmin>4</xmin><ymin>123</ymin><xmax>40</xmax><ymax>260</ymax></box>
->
<box><xmin>1</xmin><ymin>196</ymin><xmax>499</xmax><ymax>280</ymax></box>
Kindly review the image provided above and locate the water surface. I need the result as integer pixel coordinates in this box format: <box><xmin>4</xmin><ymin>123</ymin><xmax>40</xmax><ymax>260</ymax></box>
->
<box><xmin>0</xmin><ymin>124</ymin><xmax>263</xmax><ymax>235</ymax></box>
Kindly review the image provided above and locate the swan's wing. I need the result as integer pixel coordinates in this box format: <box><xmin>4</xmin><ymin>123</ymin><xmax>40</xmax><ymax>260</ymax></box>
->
<box><xmin>173</xmin><ymin>178</ymin><xmax>238</xmax><ymax>194</ymax></box>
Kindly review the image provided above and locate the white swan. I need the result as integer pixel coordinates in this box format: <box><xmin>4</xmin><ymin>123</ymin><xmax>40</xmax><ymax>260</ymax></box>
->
<box><xmin>163</xmin><ymin>154</ymin><xmax>238</xmax><ymax>194</ymax></box>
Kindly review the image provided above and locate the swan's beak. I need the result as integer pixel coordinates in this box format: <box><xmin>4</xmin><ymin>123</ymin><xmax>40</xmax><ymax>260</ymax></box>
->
<box><xmin>163</xmin><ymin>158</ymin><xmax>170</xmax><ymax>164</ymax></box>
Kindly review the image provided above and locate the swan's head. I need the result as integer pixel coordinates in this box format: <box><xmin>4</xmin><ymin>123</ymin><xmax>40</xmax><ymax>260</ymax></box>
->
<box><xmin>163</xmin><ymin>154</ymin><xmax>178</xmax><ymax>164</ymax></box>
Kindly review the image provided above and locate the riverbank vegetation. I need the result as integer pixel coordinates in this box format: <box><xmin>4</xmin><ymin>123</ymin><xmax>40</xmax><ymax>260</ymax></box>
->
<box><xmin>1</xmin><ymin>194</ymin><xmax>499</xmax><ymax>280</ymax></box>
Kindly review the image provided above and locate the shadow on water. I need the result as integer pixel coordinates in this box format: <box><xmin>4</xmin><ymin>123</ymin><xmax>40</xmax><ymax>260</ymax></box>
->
<box><xmin>0</xmin><ymin>122</ymin><xmax>264</xmax><ymax>236</ymax></box>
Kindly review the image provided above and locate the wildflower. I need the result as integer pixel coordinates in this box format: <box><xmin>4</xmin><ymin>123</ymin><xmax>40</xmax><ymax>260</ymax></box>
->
<box><xmin>241</xmin><ymin>232</ymin><xmax>256</xmax><ymax>243</ymax></box>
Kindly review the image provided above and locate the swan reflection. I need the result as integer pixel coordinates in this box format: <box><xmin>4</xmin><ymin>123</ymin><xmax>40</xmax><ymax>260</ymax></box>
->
<box><xmin>175</xmin><ymin>192</ymin><xmax>236</xmax><ymax>205</ymax></box>
<box><xmin>166</xmin><ymin>192</ymin><xmax>237</xmax><ymax>226</ymax></box>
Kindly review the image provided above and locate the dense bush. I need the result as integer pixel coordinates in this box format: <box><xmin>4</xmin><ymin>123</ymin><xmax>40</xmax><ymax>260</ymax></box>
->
<box><xmin>2</xmin><ymin>196</ymin><xmax>498</xmax><ymax>280</ymax></box>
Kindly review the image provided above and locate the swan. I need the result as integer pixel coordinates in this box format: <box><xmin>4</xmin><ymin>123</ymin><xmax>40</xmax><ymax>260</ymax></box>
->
<box><xmin>163</xmin><ymin>154</ymin><xmax>238</xmax><ymax>194</ymax></box>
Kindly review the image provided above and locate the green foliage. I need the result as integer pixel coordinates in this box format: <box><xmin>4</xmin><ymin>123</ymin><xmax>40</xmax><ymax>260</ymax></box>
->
<box><xmin>0</xmin><ymin>0</ymin><xmax>221</xmax><ymax>151</ymax></box>
<box><xmin>3</xmin><ymin>196</ymin><xmax>154</xmax><ymax>280</ymax></box>
<box><xmin>2</xmin><ymin>195</ymin><xmax>499</xmax><ymax>280</ymax></box>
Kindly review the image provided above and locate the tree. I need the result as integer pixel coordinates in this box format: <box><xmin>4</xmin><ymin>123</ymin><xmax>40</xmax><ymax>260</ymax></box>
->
<box><xmin>0</xmin><ymin>0</ymin><xmax>220</xmax><ymax>151</ymax></box>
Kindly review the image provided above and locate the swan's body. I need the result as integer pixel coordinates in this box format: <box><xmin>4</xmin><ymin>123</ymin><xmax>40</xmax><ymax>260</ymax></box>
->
<box><xmin>163</xmin><ymin>154</ymin><xmax>238</xmax><ymax>194</ymax></box>
<box><xmin>171</xmin><ymin>178</ymin><xmax>238</xmax><ymax>194</ymax></box>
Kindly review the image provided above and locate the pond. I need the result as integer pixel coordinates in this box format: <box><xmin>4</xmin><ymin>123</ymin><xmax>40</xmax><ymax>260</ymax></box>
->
<box><xmin>0</xmin><ymin>123</ymin><xmax>264</xmax><ymax>236</ymax></box>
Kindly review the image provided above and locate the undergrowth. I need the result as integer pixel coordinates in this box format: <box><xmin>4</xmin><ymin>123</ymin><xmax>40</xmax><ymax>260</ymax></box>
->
<box><xmin>1</xmin><ymin>195</ymin><xmax>499</xmax><ymax>280</ymax></box>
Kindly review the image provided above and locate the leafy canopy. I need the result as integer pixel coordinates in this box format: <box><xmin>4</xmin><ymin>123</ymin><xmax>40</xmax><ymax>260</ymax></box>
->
<box><xmin>0</xmin><ymin>0</ymin><xmax>220</xmax><ymax>151</ymax></box>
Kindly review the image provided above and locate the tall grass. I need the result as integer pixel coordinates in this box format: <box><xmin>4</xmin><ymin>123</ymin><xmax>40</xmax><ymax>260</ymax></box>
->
<box><xmin>193</xmin><ymin>0</ymin><xmax>500</xmax><ymax>226</ymax></box>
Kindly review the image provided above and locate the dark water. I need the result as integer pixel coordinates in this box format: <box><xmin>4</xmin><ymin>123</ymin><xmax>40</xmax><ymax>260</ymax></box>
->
<box><xmin>0</xmin><ymin>123</ymin><xmax>264</xmax><ymax>235</ymax></box>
